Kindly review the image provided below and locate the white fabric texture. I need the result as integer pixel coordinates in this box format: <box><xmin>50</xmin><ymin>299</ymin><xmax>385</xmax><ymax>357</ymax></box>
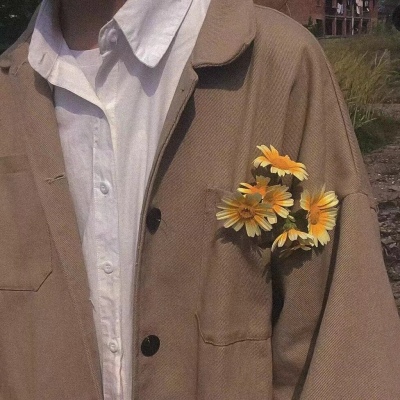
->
<box><xmin>28</xmin><ymin>0</ymin><xmax>211</xmax><ymax>398</ymax></box>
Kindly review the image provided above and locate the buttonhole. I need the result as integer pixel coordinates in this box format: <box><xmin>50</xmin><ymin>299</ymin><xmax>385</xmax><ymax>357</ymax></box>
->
<box><xmin>11</xmin><ymin>60</ymin><xmax>29</xmax><ymax>76</ymax></box>
<box><xmin>45</xmin><ymin>174</ymin><xmax>66</xmax><ymax>184</ymax></box>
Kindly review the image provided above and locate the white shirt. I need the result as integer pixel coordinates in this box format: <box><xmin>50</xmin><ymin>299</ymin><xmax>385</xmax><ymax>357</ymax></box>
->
<box><xmin>28</xmin><ymin>0</ymin><xmax>211</xmax><ymax>398</ymax></box>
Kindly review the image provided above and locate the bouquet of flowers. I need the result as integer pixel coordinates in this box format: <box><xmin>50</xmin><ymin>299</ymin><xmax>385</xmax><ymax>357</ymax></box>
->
<box><xmin>216</xmin><ymin>145</ymin><xmax>338</xmax><ymax>258</ymax></box>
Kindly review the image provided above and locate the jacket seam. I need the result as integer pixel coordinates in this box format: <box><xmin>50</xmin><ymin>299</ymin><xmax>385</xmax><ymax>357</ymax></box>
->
<box><xmin>195</xmin><ymin>313</ymin><xmax>271</xmax><ymax>347</ymax></box>
<box><xmin>340</xmin><ymin>191</ymin><xmax>377</xmax><ymax>211</ymax></box>
<box><xmin>323</xmin><ymin>56</ymin><xmax>362</xmax><ymax>190</ymax></box>
<box><xmin>194</xmin><ymin>42</ymin><xmax>252</xmax><ymax>69</ymax></box>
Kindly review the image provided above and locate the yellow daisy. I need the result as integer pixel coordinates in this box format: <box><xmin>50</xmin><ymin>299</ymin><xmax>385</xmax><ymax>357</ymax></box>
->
<box><xmin>271</xmin><ymin>227</ymin><xmax>313</xmax><ymax>251</ymax></box>
<box><xmin>300</xmin><ymin>186</ymin><xmax>339</xmax><ymax>246</ymax></box>
<box><xmin>263</xmin><ymin>184</ymin><xmax>294</xmax><ymax>219</ymax></box>
<box><xmin>238</xmin><ymin>176</ymin><xmax>271</xmax><ymax>198</ymax></box>
<box><xmin>253</xmin><ymin>145</ymin><xmax>308</xmax><ymax>181</ymax></box>
<box><xmin>216</xmin><ymin>193</ymin><xmax>275</xmax><ymax>237</ymax></box>
<box><xmin>239</xmin><ymin>177</ymin><xmax>293</xmax><ymax>222</ymax></box>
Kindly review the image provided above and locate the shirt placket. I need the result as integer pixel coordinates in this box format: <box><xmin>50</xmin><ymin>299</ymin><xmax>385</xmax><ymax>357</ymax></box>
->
<box><xmin>94</xmin><ymin>115</ymin><xmax>123</xmax><ymax>399</ymax></box>
<box><xmin>95</xmin><ymin>28</ymin><xmax>123</xmax><ymax>399</ymax></box>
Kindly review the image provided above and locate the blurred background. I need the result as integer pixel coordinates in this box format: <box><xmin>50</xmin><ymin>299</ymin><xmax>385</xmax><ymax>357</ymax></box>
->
<box><xmin>1</xmin><ymin>0</ymin><xmax>400</xmax><ymax>312</ymax></box>
<box><xmin>0</xmin><ymin>0</ymin><xmax>39</xmax><ymax>53</ymax></box>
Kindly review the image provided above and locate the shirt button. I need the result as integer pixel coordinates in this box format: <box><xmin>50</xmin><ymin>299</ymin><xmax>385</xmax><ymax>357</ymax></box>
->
<box><xmin>107</xmin><ymin>29</ymin><xmax>118</xmax><ymax>44</ymax></box>
<box><xmin>109</xmin><ymin>341</ymin><xmax>118</xmax><ymax>353</ymax></box>
<box><xmin>100</xmin><ymin>182</ymin><xmax>109</xmax><ymax>194</ymax></box>
<box><xmin>103</xmin><ymin>263</ymin><xmax>114</xmax><ymax>274</ymax></box>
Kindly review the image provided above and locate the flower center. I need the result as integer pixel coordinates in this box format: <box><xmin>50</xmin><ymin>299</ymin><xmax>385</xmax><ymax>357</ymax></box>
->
<box><xmin>309</xmin><ymin>206</ymin><xmax>321</xmax><ymax>225</ymax></box>
<box><xmin>239</xmin><ymin>206</ymin><xmax>256</xmax><ymax>219</ymax></box>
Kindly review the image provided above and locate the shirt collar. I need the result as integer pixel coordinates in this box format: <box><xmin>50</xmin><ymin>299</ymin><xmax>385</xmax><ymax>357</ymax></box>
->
<box><xmin>114</xmin><ymin>0</ymin><xmax>193</xmax><ymax>68</ymax></box>
<box><xmin>16</xmin><ymin>0</ymin><xmax>256</xmax><ymax>80</ymax></box>
<box><xmin>29</xmin><ymin>0</ymin><xmax>193</xmax><ymax>74</ymax></box>
<box><xmin>28</xmin><ymin>0</ymin><xmax>64</xmax><ymax>80</ymax></box>
<box><xmin>28</xmin><ymin>0</ymin><xmax>102</xmax><ymax>106</ymax></box>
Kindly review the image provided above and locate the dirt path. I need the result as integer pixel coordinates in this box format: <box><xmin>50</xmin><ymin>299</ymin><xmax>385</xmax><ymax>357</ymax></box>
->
<box><xmin>363</xmin><ymin>132</ymin><xmax>400</xmax><ymax>313</ymax></box>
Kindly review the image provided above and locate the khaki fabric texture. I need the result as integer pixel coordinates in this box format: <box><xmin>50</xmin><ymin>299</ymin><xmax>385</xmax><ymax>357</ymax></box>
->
<box><xmin>0</xmin><ymin>1</ymin><xmax>399</xmax><ymax>399</ymax></box>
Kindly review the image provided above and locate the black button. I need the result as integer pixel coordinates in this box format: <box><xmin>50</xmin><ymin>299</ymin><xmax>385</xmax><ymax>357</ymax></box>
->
<box><xmin>141</xmin><ymin>335</ymin><xmax>160</xmax><ymax>357</ymax></box>
<box><xmin>146</xmin><ymin>208</ymin><xmax>161</xmax><ymax>233</ymax></box>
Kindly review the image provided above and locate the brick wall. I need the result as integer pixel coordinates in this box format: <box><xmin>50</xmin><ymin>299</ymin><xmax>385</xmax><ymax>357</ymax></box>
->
<box><xmin>256</xmin><ymin>0</ymin><xmax>378</xmax><ymax>34</ymax></box>
<box><xmin>255</xmin><ymin>0</ymin><xmax>324</xmax><ymax>25</ymax></box>
<box><xmin>287</xmin><ymin>0</ymin><xmax>325</xmax><ymax>25</ymax></box>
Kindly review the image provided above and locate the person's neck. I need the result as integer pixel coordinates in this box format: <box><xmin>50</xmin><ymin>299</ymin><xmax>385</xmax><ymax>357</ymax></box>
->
<box><xmin>59</xmin><ymin>0</ymin><xmax>125</xmax><ymax>50</ymax></box>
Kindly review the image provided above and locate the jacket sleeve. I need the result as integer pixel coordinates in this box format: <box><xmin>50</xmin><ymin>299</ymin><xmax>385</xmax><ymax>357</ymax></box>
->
<box><xmin>270</xmin><ymin>34</ymin><xmax>400</xmax><ymax>400</ymax></box>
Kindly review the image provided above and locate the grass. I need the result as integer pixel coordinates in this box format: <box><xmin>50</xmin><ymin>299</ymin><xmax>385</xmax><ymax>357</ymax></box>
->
<box><xmin>355</xmin><ymin>113</ymin><xmax>400</xmax><ymax>153</ymax></box>
<box><xmin>320</xmin><ymin>29</ymin><xmax>400</xmax><ymax>153</ymax></box>
<box><xmin>328</xmin><ymin>49</ymin><xmax>394</xmax><ymax>130</ymax></box>
<box><xmin>321</xmin><ymin>29</ymin><xmax>400</xmax><ymax>60</ymax></box>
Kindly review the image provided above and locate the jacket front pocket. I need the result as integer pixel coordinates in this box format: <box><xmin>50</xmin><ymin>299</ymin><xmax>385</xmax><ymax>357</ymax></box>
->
<box><xmin>0</xmin><ymin>155</ymin><xmax>52</xmax><ymax>291</ymax></box>
<box><xmin>197</xmin><ymin>188</ymin><xmax>272</xmax><ymax>346</ymax></box>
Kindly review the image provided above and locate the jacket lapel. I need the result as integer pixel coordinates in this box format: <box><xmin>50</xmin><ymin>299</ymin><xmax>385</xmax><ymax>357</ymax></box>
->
<box><xmin>153</xmin><ymin>0</ymin><xmax>256</xmax><ymax>162</ymax></box>
<box><xmin>142</xmin><ymin>0</ymin><xmax>256</xmax><ymax>222</ymax></box>
<box><xmin>7</xmin><ymin>43</ymin><xmax>102</xmax><ymax>396</ymax></box>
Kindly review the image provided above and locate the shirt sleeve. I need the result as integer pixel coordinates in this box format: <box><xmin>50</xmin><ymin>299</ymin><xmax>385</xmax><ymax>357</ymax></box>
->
<box><xmin>270</xmin><ymin>34</ymin><xmax>400</xmax><ymax>399</ymax></box>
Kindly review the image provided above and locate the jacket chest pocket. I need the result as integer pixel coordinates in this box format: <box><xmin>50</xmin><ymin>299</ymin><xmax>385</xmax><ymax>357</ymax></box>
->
<box><xmin>197</xmin><ymin>188</ymin><xmax>272</xmax><ymax>345</ymax></box>
<box><xmin>0</xmin><ymin>155</ymin><xmax>52</xmax><ymax>291</ymax></box>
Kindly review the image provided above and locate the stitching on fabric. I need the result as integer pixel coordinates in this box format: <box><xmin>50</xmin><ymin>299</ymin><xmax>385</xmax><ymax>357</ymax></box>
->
<box><xmin>195</xmin><ymin>42</ymin><xmax>251</xmax><ymax>69</ymax></box>
<box><xmin>323</xmin><ymin>57</ymin><xmax>362</xmax><ymax>188</ymax></box>
<box><xmin>11</xmin><ymin>60</ymin><xmax>29</xmax><ymax>76</ymax></box>
<box><xmin>341</xmin><ymin>190</ymin><xmax>377</xmax><ymax>211</ymax></box>
<box><xmin>195</xmin><ymin>313</ymin><xmax>270</xmax><ymax>347</ymax></box>
<box><xmin>34</xmin><ymin>226</ymin><xmax>54</xmax><ymax>292</ymax></box>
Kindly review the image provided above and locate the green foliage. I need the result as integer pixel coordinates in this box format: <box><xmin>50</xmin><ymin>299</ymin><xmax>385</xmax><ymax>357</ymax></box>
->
<box><xmin>322</xmin><ymin>32</ymin><xmax>400</xmax><ymax>152</ymax></box>
<box><xmin>371</xmin><ymin>20</ymin><xmax>397</xmax><ymax>35</ymax></box>
<box><xmin>355</xmin><ymin>114</ymin><xmax>400</xmax><ymax>153</ymax></box>
<box><xmin>325</xmin><ymin>47</ymin><xmax>395</xmax><ymax>130</ymax></box>
<box><xmin>0</xmin><ymin>0</ymin><xmax>41</xmax><ymax>53</ymax></box>
<box><xmin>304</xmin><ymin>16</ymin><xmax>314</xmax><ymax>30</ymax></box>
<box><xmin>322</xmin><ymin>30</ymin><xmax>400</xmax><ymax>59</ymax></box>
<box><xmin>304</xmin><ymin>16</ymin><xmax>324</xmax><ymax>38</ymax></box>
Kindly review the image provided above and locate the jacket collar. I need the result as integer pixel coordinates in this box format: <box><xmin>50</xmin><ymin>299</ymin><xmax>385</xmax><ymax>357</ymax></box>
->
<box><xmin>192</xmin><ymin>0</ymin><xmax>256</xmax><ymax>68</ymax></box>
<box><xmin>1</xmin><ymin>0</ymin><xmax>256</xmax><ymax>74</ymax></box>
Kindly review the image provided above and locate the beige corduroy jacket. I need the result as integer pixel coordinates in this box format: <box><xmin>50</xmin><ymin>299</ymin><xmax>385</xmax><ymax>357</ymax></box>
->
<box><xmin>1</xmin><ymin>1</ymin><xmax>400</xmax><ymax>399</ymax></box>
